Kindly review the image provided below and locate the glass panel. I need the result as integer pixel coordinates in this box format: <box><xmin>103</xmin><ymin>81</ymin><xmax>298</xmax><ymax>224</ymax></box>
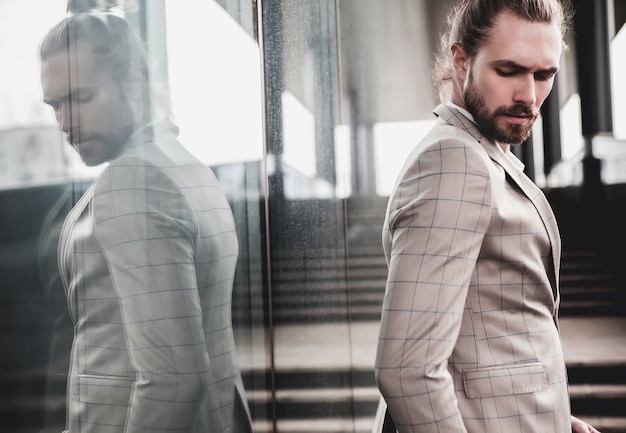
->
<box><xmin>260</xmin><ymin>1</ymin><xmax>378</xmax><ymax>431</ymax></box>
<box><xmin>1</xmin><ymin>1</ymin><xmax>266</xmax><ymax>432</ymax></box>
<box><xmin>159</xmin><ymin>0</ymin><xmax>269</xmax><ymax>428</ymax></box>
<box><xmin>257</xmin><ymin>0</ymin><xmax>465</xmax><ymax>430</ymax></box>
<box><xmin>0</xmin><ymin>2</ymin><xmax>83</xmax><ymax>432</ymax></box>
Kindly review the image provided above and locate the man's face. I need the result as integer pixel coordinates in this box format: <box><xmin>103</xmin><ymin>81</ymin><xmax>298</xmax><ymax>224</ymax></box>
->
<box><xmin>41</xmin><ymin>41</ymin><xmax>136</xmax><ymax>166</ymax></box>
<box><xmin>460</xmin><ymin>11</ymin><xmax>562</xmax><ymax>145</ymax></box>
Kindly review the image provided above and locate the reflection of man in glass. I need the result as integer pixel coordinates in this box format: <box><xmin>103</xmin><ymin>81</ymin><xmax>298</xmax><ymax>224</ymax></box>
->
<box><xmin>39</xmin><ymin>6</ymin><xmax>252</xmax><ymax>433</ymax></box>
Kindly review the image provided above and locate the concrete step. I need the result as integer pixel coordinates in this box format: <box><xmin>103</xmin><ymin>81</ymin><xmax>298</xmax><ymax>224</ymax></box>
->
<box><xmin>567</xmin><ymin>364</ymin><xmax>626</xmax><ymax>385</ymax></box>
<box><xmin>576</xmin><ymin>416</ymin><xmax>626</xmax><ymax>433</ymax></box>
<box><xmin>247</xmin><ymin>387</ymin><xmax>379</xmax><ymax>419</ymax></box>
<box><xmin>243</xmin><ymin>369</ymin><xmax>376</xmax><ymax>390</ymax></box>
<box><xmin>253</xmin><ymin>417</ymin><xmax>376</xmax><ymax>433</ymax></box>
<box><xmin>570</xmin><ymin>384</ymin><xmax>626</xmax><ymax>417</ymax></box>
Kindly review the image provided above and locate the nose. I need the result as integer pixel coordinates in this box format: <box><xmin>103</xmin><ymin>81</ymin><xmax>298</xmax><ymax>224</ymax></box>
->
<box><xmin>56</xmin><ymin>103</ymin><xmax>72</xmax><ymax>134</ymax></box>
<box><xmin>514</xmin><ymin>74</ymin><xmax>537</xmax><ymax>106</ymax></box>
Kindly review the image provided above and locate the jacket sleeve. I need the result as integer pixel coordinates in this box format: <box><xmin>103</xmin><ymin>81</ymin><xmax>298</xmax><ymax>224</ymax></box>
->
<box><xmin>93</xmin><ymin>156</ymin><xmax>210</xmax><ymax>433</ymax></box>
<box><xmin>375</xmin><ymin>139</ymin><xmax>492</xmax><ymax>433</ymax></box>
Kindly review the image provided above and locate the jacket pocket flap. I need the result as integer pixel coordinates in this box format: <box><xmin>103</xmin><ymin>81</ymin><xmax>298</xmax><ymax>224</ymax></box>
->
<box><xmin>463</xmin><ymin>362</ymin><xmax>548</xmax><ymax>399</ymax></box>
<box><xmin>72</xmin><ymin>374</ymin><xmax>134</xmax><ymax>404</ymax></box>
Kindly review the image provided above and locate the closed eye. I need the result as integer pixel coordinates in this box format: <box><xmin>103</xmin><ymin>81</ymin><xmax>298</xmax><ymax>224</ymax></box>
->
<box><xmin>496</xmin><ymin>68</ymin><xmax>518</xmax><ymax>77</ymax></box>
<box><xmin>71</xmin><ymin>91</ymin><xmax>95</xmax><ymax>105</ymax></box>
<box><xmin>534</xmin><ymin>70</ymin><xmax>557</xmax><ymax>81</ymax></box>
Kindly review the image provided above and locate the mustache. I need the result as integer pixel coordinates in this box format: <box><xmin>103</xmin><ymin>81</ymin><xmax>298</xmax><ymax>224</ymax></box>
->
<box><xmin>495</xmin><ymin>104</ymin><xmax>539</xmax><ymax>118</ymax></box>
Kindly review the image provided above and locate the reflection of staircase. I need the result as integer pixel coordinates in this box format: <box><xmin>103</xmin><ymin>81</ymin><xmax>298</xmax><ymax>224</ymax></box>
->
<box><xmin>244</xmin><ymin>367</ymin><xmax>379</xmax><ymax>433</ymax></box>
<box><xmin>232</xmin><ymin>196</ymin><xmax>389</xmax><ymax>326</ymax></box>
<box><xmin>0</xmin><ymin>183</ymin><xmax>82</xmax><ymax>433</ymax></box>
<box><xmin>238</xmin><ymin>196</ymin><xmax>388</xmax><ymax>432</ymax></box>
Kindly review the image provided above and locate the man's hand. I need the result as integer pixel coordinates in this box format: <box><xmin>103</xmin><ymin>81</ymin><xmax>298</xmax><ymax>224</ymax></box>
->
<box><xmin>572</xmin><ymin>415</ymin><xmax>601</xmax><ymax>433</ymax></box>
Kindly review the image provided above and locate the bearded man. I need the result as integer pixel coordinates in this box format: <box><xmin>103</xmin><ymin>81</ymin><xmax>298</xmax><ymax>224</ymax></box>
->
<box><xmin>375</xmin><ymin>1</ymin><xmax>600</xmax><ymax>432</ymax></box>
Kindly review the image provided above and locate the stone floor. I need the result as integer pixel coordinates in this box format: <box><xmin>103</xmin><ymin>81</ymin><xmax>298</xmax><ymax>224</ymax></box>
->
<box><xmin>559</xmin><ymin>316</ymin><xmax>626</xmax><ymax>366</ymax></box>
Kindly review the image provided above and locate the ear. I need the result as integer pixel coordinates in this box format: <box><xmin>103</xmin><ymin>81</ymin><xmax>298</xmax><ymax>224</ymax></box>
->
<box><xmin>451</xmin><ymin>43</ymin><xmax>470</xmax><ymax>85</ymax></box>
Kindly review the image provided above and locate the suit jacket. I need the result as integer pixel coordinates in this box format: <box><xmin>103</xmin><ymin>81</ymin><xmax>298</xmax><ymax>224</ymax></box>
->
<box><xmin>58</xmin><ymin>121</ymin><xmax>252</xmax><ymax>433</ymax></box>
<box><xmin>375</xmin><ymin>105</ymin><xmax>571</xmax><ymax>433</ymax></box>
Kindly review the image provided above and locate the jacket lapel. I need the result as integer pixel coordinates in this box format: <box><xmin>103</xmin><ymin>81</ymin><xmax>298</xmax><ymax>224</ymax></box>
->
<box><xmin>434</xmin><ymin>104</ymin><xmax>561</xmax><ymax>297</ymax></box>
<box><xmin>58</xmin><ymin>183</ymin><xmax>95</xmax><ymax>321</ymax></box>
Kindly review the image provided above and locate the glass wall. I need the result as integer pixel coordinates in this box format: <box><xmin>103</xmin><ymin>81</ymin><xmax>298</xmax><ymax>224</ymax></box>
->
<box><xmin>261</xmin><ymin>1</ymin><xmax>379</xmax><ymax>431</ymax></box>
<box><xmin>0</xmin><ymin>1</ymin><xmax>272</xmax><ymax>431</ymax></box>
<box><xmin>1</xmin><ymin>2</ymin><xmax>85</xmax><ymax>432</ymax></box>
<box><xmin>2</xmin><ymin>0</ymin><xmax>604</xmax><ymax>432</ymax></box>
<box><xmin>0</xmin><ymin>0</ymin><xmax>388</xmax><ymax>430</ymax></box>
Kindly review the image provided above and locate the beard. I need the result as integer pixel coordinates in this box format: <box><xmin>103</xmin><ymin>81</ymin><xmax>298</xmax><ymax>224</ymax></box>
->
<box><xmin>70</xmin><ymin>121</ymin><xmax>136</xmax><ymax>167</ymax></box>
<box><xmin>463</xmin><ymin>71</ymin><xmax>539</xmax><ymax>145</ymax></box>
<box><xmin>69</xmin><ymin>91</ymin><xmax>140</xmax><ymax>167</ymax></box>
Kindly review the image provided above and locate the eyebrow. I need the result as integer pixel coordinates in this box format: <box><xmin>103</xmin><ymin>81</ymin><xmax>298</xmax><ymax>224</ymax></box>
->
<box><xmin>491</xmin><ymin>59</ymin><xmax>559</xmax><ymax>75</ymax></box>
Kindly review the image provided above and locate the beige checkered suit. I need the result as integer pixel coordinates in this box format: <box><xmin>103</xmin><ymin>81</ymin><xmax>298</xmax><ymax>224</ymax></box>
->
<box><xmin>375</xmin><ymin>105</ymin><xmax>571</xmax><ymax>433</ymax></box>
<box><xmin>58</xmin><ymin>121</ymin><xmax>252</xmax><ymax>433</ymax></box>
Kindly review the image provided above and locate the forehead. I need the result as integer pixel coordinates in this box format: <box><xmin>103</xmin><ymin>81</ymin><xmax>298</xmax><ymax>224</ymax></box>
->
<box><xmin>478</xmin><ymin>10</ymin><xmax>562</xmax><ymax>68</ymax></box>
<box><xmin>40</xmin><ymin>41</ymin><xmax>106</xmax><ymax>99</ymax></box>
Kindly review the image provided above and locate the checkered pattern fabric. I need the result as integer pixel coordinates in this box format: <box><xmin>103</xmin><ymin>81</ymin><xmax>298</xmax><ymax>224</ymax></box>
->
<box><xmin>375</xmin><ymin>105</ymin><xmax>571</xmax><ymax>433</ymax></box>
<box><xmin>59</xmin><ymin>121</ymin><xmax>252</xmax><ymax>433</ymax></box>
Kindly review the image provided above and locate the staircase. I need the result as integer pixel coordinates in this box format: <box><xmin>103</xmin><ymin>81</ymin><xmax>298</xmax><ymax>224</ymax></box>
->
<box><xmin>558</xmin><ymin>251</ymin><xmax>626</xmax><ymax>431</ymax></box>
<box><xmin>244</xmin><ymin>368</ymin><xmax>379</xmax><ymax>433</ymax></box>
<box><xmin>568</xmin><ymin>361</ymin><xmax>626</xmax><ymax>433</ymax></box>
<box><xmin>547</xmin><ymin>186</ymin><xmax>626</xmax><ymax>433</ymax></box>
<box><xmin>240</xmin><ymin>190</ymin><xmax>626</xmax><ymax>433</ymax></box>
<box><xmin>236</xmin><ymin>195</ymin><xmax>387</xmax><ymax>432</ymax></box>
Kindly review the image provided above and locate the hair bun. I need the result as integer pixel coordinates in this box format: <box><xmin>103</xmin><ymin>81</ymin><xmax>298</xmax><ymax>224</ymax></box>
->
<box><xmin>67</xmin><ymin>0</ymin><xmax>119</xmax><ymax>14</ymax></box>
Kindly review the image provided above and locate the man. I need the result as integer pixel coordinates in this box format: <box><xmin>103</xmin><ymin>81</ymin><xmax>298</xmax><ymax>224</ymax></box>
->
<box><xmin>374</xmin><ymin>1</ymin><xmax>599</xmax><ymax>432</ymax></box>
<box><xmin>39</xmin><ymin>8</ymin><xmax>252</xmax><ymax>433</ymax></box>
